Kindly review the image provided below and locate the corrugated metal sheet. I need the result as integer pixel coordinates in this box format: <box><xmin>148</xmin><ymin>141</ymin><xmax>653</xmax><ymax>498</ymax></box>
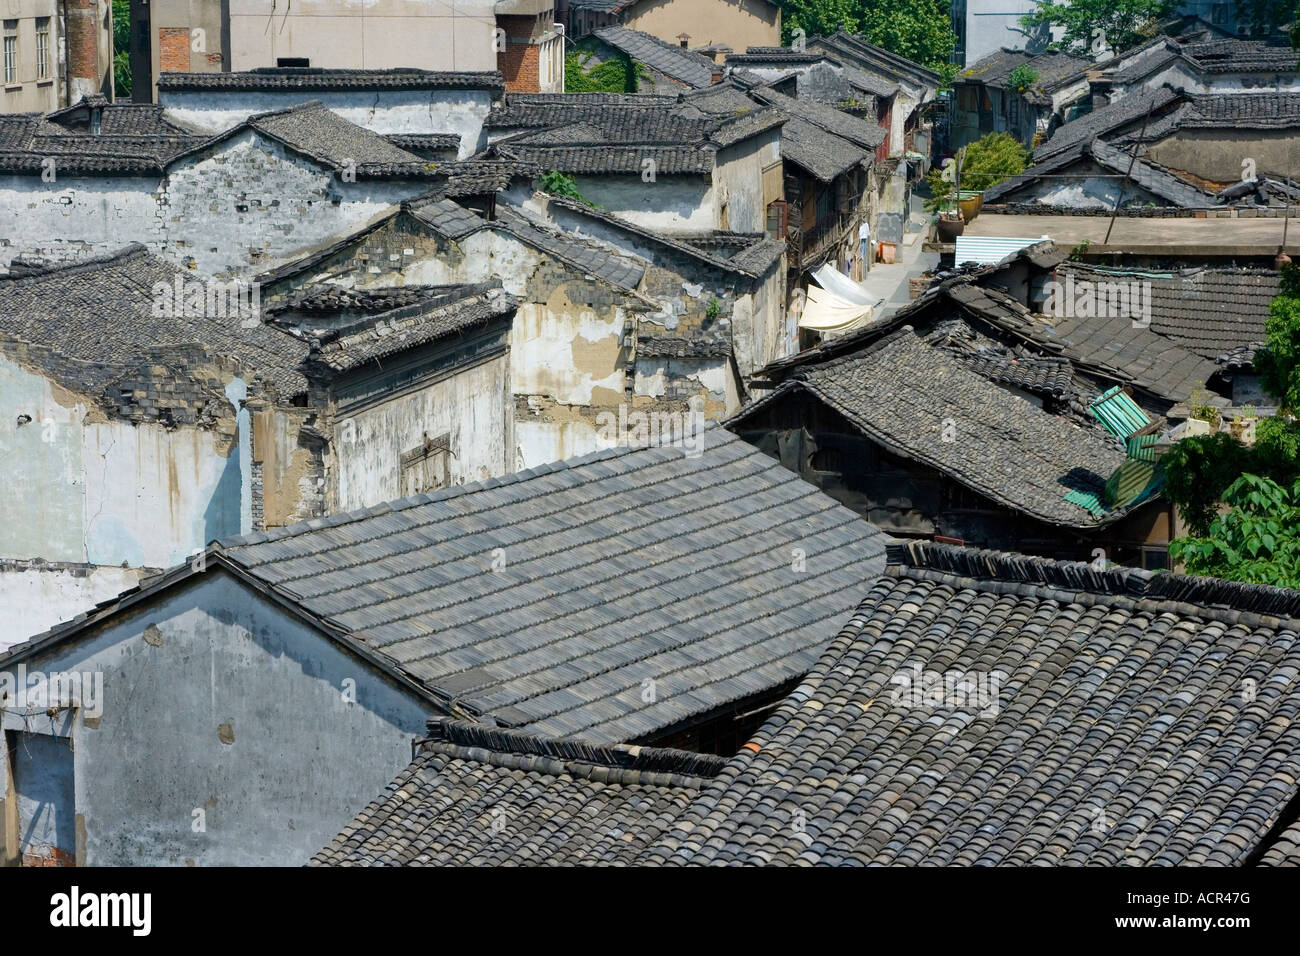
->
<box><xmin>1064</xmin><ymin>488</ymin><xmax>1106</xmax><ymax>517</ymax></box>
<box><xmin>954</xmin><ymin>235</ymin><xmax>1052</xmax><ymax>266</ymax></box>
<box><xmin>1089</xmin><ymin>386</ymin><xmax>1150</xmax><ymax>438</ymax></box>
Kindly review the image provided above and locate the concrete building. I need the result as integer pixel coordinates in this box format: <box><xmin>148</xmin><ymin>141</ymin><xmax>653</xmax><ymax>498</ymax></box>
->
<box><xmin>129</xmin><ymin>0</ymin><xmax>562</xmax><ymax>101</ymax></box>
<box><xmin>255</xmin><ymin>190</ymin><xmax>788</xmax><ymax>469</ymax></box>
<box><xmin>0</xmin><ymin>429</ymin><xmax>884</xmax><ymax>865</ymax></box>
<box><xmin>567</xmin><ymin>0</ymin><xmax>780</xmax><ymax>52</ymax></box>
<box><xmin>0</xmin><ymin>244</ymin><xmax>521</xmax><ymax>645</ymax></box>
<box><xmin>0</xmin><ymin>0</ymin><xmax>112</xmax><ymax>112</ymax></box>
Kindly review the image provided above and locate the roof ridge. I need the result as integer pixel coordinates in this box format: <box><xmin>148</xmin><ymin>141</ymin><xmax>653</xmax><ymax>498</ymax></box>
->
<box><xmin>425</xmin><ymin>717</ymin><xmax>726</xmax><ymax>782</ymax></box>
<box><xmin>886</xmin><ymin>541</ymin><xmax>1300</xmax><ymax>619</ymax></box>
<box><xmin>0</xmin><ymin>243</ymin><xmax>152</xmax><ymax>283</ymax></box>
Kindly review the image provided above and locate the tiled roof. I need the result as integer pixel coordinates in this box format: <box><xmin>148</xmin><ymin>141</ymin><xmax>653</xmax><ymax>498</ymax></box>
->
<box><xmin>158</xmin><ymin>67</ymin><xmax>505</xmax><ymax>93</ymax></box>
<box><xmin>491</xmin><ymin>205</ymin><xmax>647</xmax><ymax>290</ymax></box>
<box><xmin>0</xmin><ymin>245</ymin><xmax>308</xmax><ymax>407</ymax></box>
<box><xmin>310</xmin><ymin>718</ymin><xmax>717</xmax><ymax>865</ymax></box>
<box><xmin>492</xmin><ymin>96</ymin><xmax>784</xmax><ymax>174</ymax></box>
<box><xmin>215</xmin><ymin>427</ymin><xmax>886</xmax><ymax>742</ymax></box>
<box><xmin>945</xmin><ymin>282</ymin><xmax>1221</xmax><ymax>404</ymax></box>
<box><xmin>248</xmin><ymin>101</ymin><xmax>425</xmax><ymax>169</ymax></box>
<box><xmin>985</xmin><ymin>139</ymin><xmax>1213</xmax><ymax>208</ymax></box>
<box><xmin>1059</xmin><ymin>264</ymin><xmax>1279</xmax><ymax>361</ymax></box>
<box><xmin>1183</xmin><ymin>37</ymin><xmax>1300</xmax><ymax>73</ymax></box>
<box><xmin>736</xmin><ymin>327</ymin><xmax>1129</xmax><ymax>527</ymax></box>
<box><xmin>748</xmin><ymin>85</ymin><xmax>886</xmax><ymax>150</ymax></box>
<box><xmin>1035</xmin><ymin>86</ymin><xmax>1186</xmax><ymax>161</ymax></box>
<box><xmin>1184</xmin><ymin>92</ymin><xmax>1300</xmax><ymax>128</ymax></box>
<box><xmin>381</xmin><ymin>133</ymin><xmax>461</xmax><ymax>153</ymax></box>
<box><xmin>593</xmin><ymin>26</ymin><xmax>718</xmax><ymax>89</ymax></box>
<box><xmin>772</xmin><ymin>114</ymin><xmax>869</xmax><ymax>181</ymax></box>
<box><xmin>810</xmin><ymin>32</ymin><xmax>942</xmax><ymax>87</ymax></box>
<box><xmin>496</xmin><ymin>143</ymin><xmax>714</xmax><ymax>174</ymax></box>
<box><xmin>300</xmin><ymin>285</ymin><xmax>518</xmax><ymax>375</ymax></box>
<box><xmin>644</xmin><ymin>541</ymin><xmax>1300</xmax><ymax>865</ymax></box>
<box><xmin>483</xmin><ymin>93</ymin><xmax>679</xmax><ymax>130</ymax></box>
<box><xmin>960</xmin><ymin>48</ymin><xmax>1091</xmax><ymax>104</ymax></box>
<box><xmin>318</xmin><ymin>542</ymin><xmax>1300</xmax><ymax>867</ymax></box>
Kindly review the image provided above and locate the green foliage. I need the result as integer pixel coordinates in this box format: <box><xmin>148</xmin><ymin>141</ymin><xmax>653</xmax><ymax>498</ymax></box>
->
<box><xmin>1256</xmin><ymin>264</ymin><xmax>1300</xmax><ymax>414</ymax></box>
<box><xmin>565</xmin><ymin>46</ymin><xmax>640</xmax><ymax>93</ymax></box>
<box><xmin>536</xmin><ymin>170</ymin><xmax>587</xmax><ymax>203</ymax></box>
<box><xmin>857</xmin><ymin>0</ymin><xmax>956</xmax><ymax>67</ymax></box>
<box><xmin>1162</xmin><ymin>432</ymin><xmax>1254</xmax><ymax>535</ymax></box>
<box><xmin>1007</xmin><ymin>63</ymin><xmax>1039</xmax><ymax>93</ymax></box>
<box><xmin>706</xmin><ymin>297</ymin><xmax>721</xmax><ymax>319</ymax></box>
<box><xmin>781</xmin><ymin>0</ymin><xmax>861</xmax><ymax>40</ymax></box>
<box><xmin>112</xmin><ymin>0</ymin><xmax>131</xmax><ymax>98</ymax></box>
<box><xmin>1168</xmin><ymin>475</ymin><xmax>1300</xmax><ymax>588</ymax></box>
<box><xmin>1233</xmin><ymin>0</ymin><xmax>1294</xmax><ymax>37</ymax></box>
<box><xmin>779</xmin><ymin>0</ymin><xmax>955</xmax><ymax>68</ymax></box>
<box><xmin>923</xmin><ymin>132</ymin><xmax>1029</xmax><ymax>213</ymax></box>
<box><xmin>1021</xmin><ymin>0</ymin><xmax>1175</xmax><ymax>57</ymax></box>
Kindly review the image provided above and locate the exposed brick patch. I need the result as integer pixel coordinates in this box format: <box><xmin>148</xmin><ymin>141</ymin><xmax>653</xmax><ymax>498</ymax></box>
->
<box><xmin>160</xmin><ymin>28</ymin><xmax>191</xmax><ymax>73</ymax></box>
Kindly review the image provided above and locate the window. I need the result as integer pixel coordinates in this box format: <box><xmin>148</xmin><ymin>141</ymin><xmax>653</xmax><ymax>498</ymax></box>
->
<box><xmin>765</xmin><ymin>200</ymin><xmax>788</xmax><ymax>240</ymax></box>
<box><xmin>400</xmin><ymin>433</ymin><xmax>451</xmax><ymax>496</ymax></box>
<box><xmin>35</xmin><ymin>18</ymin><xmax>49</xmax><ymax>80</ymax></box>
<box><xmin>1141</xmin><ymin>547</ymin><xmax>1169</xmax><ymax>571</ymax></box>
<box><xmin>277</xmin><ymin>57</ymin><xmax>310</xmax><ymax>67</ymax></box>
<box><xmin>3</xmin><ymin>21</ymin><xmax>17</xmax><ymax>85</ymax></box>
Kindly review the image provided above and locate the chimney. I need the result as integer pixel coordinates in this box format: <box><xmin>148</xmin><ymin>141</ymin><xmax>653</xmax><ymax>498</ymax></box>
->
<box><xmin>64</xmin><ymin>0</ymin><xmax>104</xmax><ymax>104</ymax></box>
<box><xmin>712</xmin><ymin>67</ymin><xmax>724</xmax><ymax>84</ymax></box>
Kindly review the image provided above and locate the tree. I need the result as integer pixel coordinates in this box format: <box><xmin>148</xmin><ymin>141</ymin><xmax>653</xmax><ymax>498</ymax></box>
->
<box><xmin>923</xmin><ymin>132</ymin><xmax>1029</xmax><ymax>212</ymax></box>
<box><xmin>781</xmin><ymin>0</ymin><xmax>861</xmax><ymax>43</ymax></box>
<box><xmin>1168</xmin><ymin>475</ymin><xmax>1300</xmax><ymax>588</ymax></box>
<box><xmin>1021</xmin><ymin>0</ymin><xmax>1176</xmax><ymax>58</ymax></box>
<box><xmin>112</xmin><ymin>0</ymin><xmax>131</xmax><ymax>98</ymax></box>
<box><xmin>1233</xmin><ymin>0</ymin><xmax>1293</xmax><ymax>37</ymax></box>
<box><xmin>779</xmin><ymin>0</ymin><xmax>955</xmax><ymax>68</ymax></box>
<box><xmin>1164</xmin><ymin>265</ymin><xmax>1300</xmax><ymax>585</ymax></box>
<box><xmin>857</xmin><ymin>0</ymin><xmax>956</xmax><ymax>67</ymax></box>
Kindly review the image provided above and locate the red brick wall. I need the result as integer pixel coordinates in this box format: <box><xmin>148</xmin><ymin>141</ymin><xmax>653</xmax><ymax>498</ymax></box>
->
<box><xmin>498</xmin><ymin>39</ymin><xmax>541</xmax><ymax>93</ymax></box>
<box><xmin>160</xmin><ymin>28</ymin><xmax>190</xmax><ymax>73</ymax></box>
<box><xmin>65</xmin><ymin>0</ymin><xmax>100</xmax><ymax>85</ymax></box>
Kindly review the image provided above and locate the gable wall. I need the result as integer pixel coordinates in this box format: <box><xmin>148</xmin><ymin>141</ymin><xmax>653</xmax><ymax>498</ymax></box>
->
<box><xmin>0</xmin><ymin>570</ymin><xmax>432</xmax><ymax>866</ymax></box>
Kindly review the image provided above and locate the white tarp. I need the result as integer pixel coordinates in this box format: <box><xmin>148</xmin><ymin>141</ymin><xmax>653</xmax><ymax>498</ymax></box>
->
<box><xmin>810</xmin><ymin>262</ymin><xmax>876</xmax><ymax>305</ymax></box>
<box><xmin>954</xmin><ymin>235</ymin><xmax>1053</xmax><ymax>266</ymax></box>
<box><xmin>797</xmin><ymin>284</ymin><xmax>874</xmax><ymax>333</ymax></box>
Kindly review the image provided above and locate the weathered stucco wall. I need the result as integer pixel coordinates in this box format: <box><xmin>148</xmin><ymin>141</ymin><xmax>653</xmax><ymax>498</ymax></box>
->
<box><xmin>713</xmin><ymin>129</ymin><xmax>780</xmax><ymax>233</ymax></box>
<box><xmin>1146</xmin><ymin>128</ymin><xmax>1300</xmax><ymax>184</ymax></box>
<box><xmin>330</xmin><ymin>352</ymin><xmax>511</xmax><ymax>511</ymax></box>
<box><xmin>573</xmin><ymin>174</ymin><xmax>715</xmax><ymax>232</ymax></box>
<box><xmin>0</xmin><ymin>356</ymin><xmax>247</xmax><ymax>571</ymax></box>
<box><xmin>0</xmin><ymin>570</ymin><xmax>433</xmax><ymax>866</ymax></box>
<box><xmin>160</xmin><ymin>89</ymin><xmax>497</xmax><ymax>157</ymax></box>
<box><xmin>0</xmin><ymin>134</ymin><xmax>421</xmax><ymax>274</ymax></box>
<box><xmin>0</xmin><ymin>561</ymin><xmax>151</xmax><ymax>649</ymax></box>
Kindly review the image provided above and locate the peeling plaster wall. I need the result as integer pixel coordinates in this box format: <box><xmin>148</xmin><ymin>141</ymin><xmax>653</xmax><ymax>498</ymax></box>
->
<box><xmin>1146</xmin><ymin>129</ymin><xmax>1300</xmax><ymax>184</ymax></box>
<box><xmin>0</xmin><ymin>356</ymin><xmax>248</xmax><ymax>574</ymax></box>
<box><xmin>160</xmin><ymin>89</ymin><xmax>497</xmax><ymax>158</ymax></box>
<box><xmin>0</xmin><ymin>134</ymin><xmax>422</xmax><ymax>274</ymax></box>
<box><xmin>0</xmin><ymin>563</ymin><xmax>150</xmax><ymax>649</ymax></box>
<box><xmin>633</xmin><ymin>357</ymin><xmax>729</xmax><ymax>417</ymax></box>
<box><xmin>330</xmin><ymin>352</ymin><xmax>510</xmax><ymax>512</ymax></box>
<box><xmin>713</xmin><ymin>129</ymin><xmax>780</xmax><ymax>233</ymax></box>
<box><xmin>0</xmin><ymin>570</ymin><xmax>432</xmax><ymax>866</ymax></box>
<box><xmin>572</xmin><ymin>174</ymin><xmax>715</xmax><ymax>232</ymax></box>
